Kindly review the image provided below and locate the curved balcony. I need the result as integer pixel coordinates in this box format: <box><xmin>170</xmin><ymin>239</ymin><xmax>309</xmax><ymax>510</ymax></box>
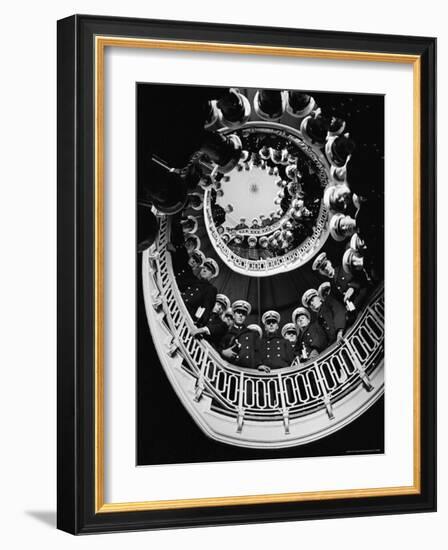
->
<box><xmin>204</xmin><ymin>202</ymin><xmax>331</xmax><ymax>277</ymax></box>
<box><xmin>224</xmin><ymin>220</ymin><xmax>283</xmax><ymax>238</ymax></box>
<box><xmin>203</xmin><ymin>121</ymin><xmax>336</xmax><ymax>276</ymax></box>
<box><xmin>142</xmin><ymin>215</ymin><xmax>384</xmax><ymax>449</ymax></box>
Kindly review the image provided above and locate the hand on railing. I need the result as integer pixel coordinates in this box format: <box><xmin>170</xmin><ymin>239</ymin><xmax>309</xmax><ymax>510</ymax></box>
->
<box><xmin>257</xmin><ymin>365</ymin><xmax>271</xmax><ymax>373</ymax></box>
<box><xmin>192</xmin><ymin>326</ymin><xmax>210</xmax><ymax>339</ymax></box>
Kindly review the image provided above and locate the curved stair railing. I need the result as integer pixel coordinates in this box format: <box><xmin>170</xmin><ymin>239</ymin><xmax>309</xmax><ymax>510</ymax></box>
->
<box><xmin>224</xmin><ymin>220</ymin><xmax>283</xmax><ymax>237</ymax></box>
<box><xmin>204</xmin><ymin>201</ymin><xmax>331</xmax><ymax>276</ymax></box>
<box><xmin>142</xmin><ymin>215</ymin><xmax>384</xmax><ymax>448</ymax></box>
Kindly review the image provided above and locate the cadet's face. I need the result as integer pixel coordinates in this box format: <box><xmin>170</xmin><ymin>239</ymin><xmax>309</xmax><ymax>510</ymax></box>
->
<box><xmin>310</xmin><ymin>296</ymin><xmax>322</xmax><ymax>311</ymax></box>
<box><xmin>234</xmin><ymin>311</ymin><xmax>246</xmax><ymax>325</ymax></box>
<box><xmin>213</xmin><ymin>302</ymin><xmax>224</xmax><ymax>315</ymax></box>
<box><xmin>296</xmin><ymin>315</ymin><xmax>310</xmax><ymax>329</ymax></box>
<box><xmin>188</xmin><ymin>257</ymin><xmax>199</xmax><ymax>268</ymax></box>
<box><xmin>319</xmin><ymin>259</ymin><xmax>335</xmax><ymax>278</ymax></box>
<box><xmin>200</xmin><ymin>266</ymin><xmax>213</xmax><ymax>280</ymax></box>
<box><xmin>185</xmin><ymin>241</ymin><xmax>195</xmax><ymax>253</ymax></box>
<box><xmin>265</xmin><ymin>320</ymin><xmax>279</xmax><ymax>334</ymax></box>
<box><xmin>285</xmin><ymin>332</ymin><xmax>297</xmax><ymax>343</ymax></box>
<box><xmin>223</xmin><ymin>314</ymin><xmax>234</xmax><ymax>328</ymax></box>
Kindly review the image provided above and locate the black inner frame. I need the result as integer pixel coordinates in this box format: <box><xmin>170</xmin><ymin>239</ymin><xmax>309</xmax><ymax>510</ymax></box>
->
<box><xmin>57</xmin><ymin>14</ymin><xmax>436</xmax><ymax>534</ymax></box>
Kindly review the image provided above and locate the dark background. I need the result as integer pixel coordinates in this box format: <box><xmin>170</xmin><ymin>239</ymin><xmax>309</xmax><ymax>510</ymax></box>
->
<box><xmin>136</xmin><ymin>83</ymin><xmax>384</xmax><ymax>466</ymax></box>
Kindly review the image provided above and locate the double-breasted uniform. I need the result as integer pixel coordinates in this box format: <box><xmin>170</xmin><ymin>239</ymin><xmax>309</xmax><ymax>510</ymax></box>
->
<box><xmin>170</xmin><ymin>245</ymin><xmax>196</xmax><ymax>288</ymax></box>
<box><xmin>259</xmin><ymin>332</ymin><xmax>295</xmax><ymax>369</ymax></box>
<box><xmin>211</xmin><ymin>203</ymin><xmax>226</xmax><ymax>227</ymax></box>
<box><xmin>168</xmin><ymin>217</ymin><xmax>197</xmax><ymax>287</ymax></box>
<box><xmin>315</xmin><ymin>295</ymin><xmax>346</xmax><ymax>344</ymax></box>
<box><xmin>181</xmin><ymin>278</ymin><xmax>217</xmax><ymax>328</ymax></box>
<box><xmin>203</xmin><ymin>312</ymin><xmax>228</xmax><ymax>350</ymax></box>
<box><xmin>294</xmin><ymin>322</ymin><xmax>328</xmax><ymax>361</ymax></box>
<box><xmin>221</xmin><ymin>325</ymin><xmax>260</xmax><ymax>369</ymax></box>
<box><xmin>329</xmin><ymin>265</ymin><xmax>368</xmax><ymax>310</ymax></box>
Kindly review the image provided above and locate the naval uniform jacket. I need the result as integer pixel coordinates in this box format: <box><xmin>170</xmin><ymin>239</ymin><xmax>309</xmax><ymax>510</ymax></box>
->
<box><xmin>234</xmin><ymin>223</ymin><xmax>249</xmax><ymax>230</ymax></box>
<box><xmin>316</xmin><ymin>295</ymin><xmax>346</xmax><ymax>344</ymax></box>
<box><xmin>329</xmin><ymin>265</ymin><xmax>368</xmax><ymax>310</ymax></box>
<box><xmin>168</xmin><ymin>216</ymin><xmax>197</xmax><ymax>288</ymax></box>
<box><xmin>221</xmin><ymin>325</ymin><xmax>260</xmax><ymax>369</ymax></box>
<box><xmin>294</xmin><ymin>322</ymin><xmax>328</xmax><ymax>360</ymax></box>
<box><xmin>259</xmin><ymin>332</ymin><xmax>295</xmax><ymax>370</ymax></box>
<box><xmin>181</xmin><ymin>278</ymin><xmax>217</xmax><ymax>328</ymax></box>
<box><xmin>204</xmin><ymin>313</ymin><xmax>228</xmax><ymax>350</ymax></box>
<box><xmin>211</xmin><ymin>203</ymin><xmax>226</xmax><ymax>227</ymax></box>
<box><xmin>170</xmin><ymin>245</ymin><xmax>196</xmax><ymax>289</ymax></box>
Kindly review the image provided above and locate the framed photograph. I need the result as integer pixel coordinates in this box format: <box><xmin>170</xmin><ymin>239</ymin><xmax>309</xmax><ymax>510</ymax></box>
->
<box><xmin>57</xmin><ymin>15</ymin><xmax>436</xmax><ymax>534</ymax></box>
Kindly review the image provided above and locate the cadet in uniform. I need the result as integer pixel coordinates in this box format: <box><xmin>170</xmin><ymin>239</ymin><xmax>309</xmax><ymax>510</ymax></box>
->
<box><xmin>193</xmin><ymin>293</ymin><xmax>230</xmax><ymax>349</ymax></box>
<box><xmin>220</xmin><ymin>300</ymin><xmax>260</xmax><ymax>369</ymax></box>
<box><xmin>222</xmin><ymin>308</ymin><xmax>234</xmax><ymax>331</ymax></box>
<box><xmin>180</xmin><ymin>215</ymin><xmax>198</xmax><ymax>235</ymax></box>
<box><xmin>312</xmin><ymin>251</ymin><xmax>366</xmax><ymax>311</ymax></box>
<box><xmin>258</xmin><ymin>236</ymin><xmax>272</xmax><ymax>259</ymax></box>
<box><xmin>184</xmin><ymin>235</ymin><xmax>201</xmax><ymax>255</ymax></box>
<box><xmin>167</xmin><ymin>217</ymin><xmax>203</xmax><ymax>287</ymax></box>
<box><xmin>258</xmin><ymin>310</ymin><xmax>294</xmax><ymax>371</ymax></box>
<box><xmin>181</xmin><ymin>258</ymin><xmax>219</xmax><ymax>327</ymax></box>
<box><xmin>228</xmin><ymin>234</ymin><xmax>244</xmax><ymax>257</ymax></box>
<box><xmin>234</xmin><ymin>218</ymin><xmax>249</xmax><ymax>230</ymax></box>
<box><xmin>323</xmin><ymin>183</ymin><xmax>353</xmax><ymax>214</ymax></box>
<box><xmin>188</xmin><ymin>249</ymin><xmax>205</xmax><ymax>278</ymax></box>
<box><xmin>167</xmin><ymin>240</ymin><xmax>197</xmax><ymax>289</ymax></box>
<box><xmin>329</xmin><ymin>213</ymin><xmax>357</xmax><ymax>242</ymax></box>
<box><xmin>281</xmin><ymin>323</ymin><xmax>298</xmax><ymax>346</ymax></box>
<box><xmin>302</xmin><ymin>288</ymin><xmax>346</xmax><ymax>344</ymax></box>
<box><xmin>292</xmin><ymin>306</ymin><xmax>328</xmax><ymax>361</ymax></box>
<box><xmin>260</xmin><ymin>214</ymin><xmax>270</xmax><ymax>227</ymax></box>
<box><xmin>247</xmin><ymin>235</ymin><xmax>259</xmax><ymax>260</ymax></box>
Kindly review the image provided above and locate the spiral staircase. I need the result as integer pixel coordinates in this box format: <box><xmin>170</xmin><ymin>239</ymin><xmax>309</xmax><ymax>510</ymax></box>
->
<box><xmin>142</xmin><ymin>215</ymin><xmax>384</xmax><ymax>449</ymax></box>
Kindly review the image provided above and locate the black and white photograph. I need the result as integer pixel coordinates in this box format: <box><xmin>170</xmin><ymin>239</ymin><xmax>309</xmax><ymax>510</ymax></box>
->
<box><xmin>137</xmin><ymin>83</ymin><xmax>385</xmax><ymax>465</ymax></box>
